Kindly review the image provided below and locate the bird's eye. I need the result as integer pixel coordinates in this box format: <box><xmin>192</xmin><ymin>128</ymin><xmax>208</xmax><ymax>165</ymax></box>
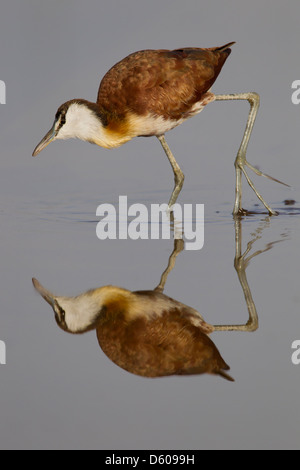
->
<box><xmin>60</xmin><ymin>309</ymin><xmax>66</xmax><ymax>321</ymax></box>
<box><xmin>60</xmin><ymin>113</ymin><xmax>66</xmax><ymax>127</ymax></box>
<box><xmin>53</xmin><ymin>303</ymin><xmax>66</xmax><ymax>323</ymax></box>
<box><xmin>54</xmin><ymin>112</ymin><xmax>66</xmax><ymax>135</ymax></box>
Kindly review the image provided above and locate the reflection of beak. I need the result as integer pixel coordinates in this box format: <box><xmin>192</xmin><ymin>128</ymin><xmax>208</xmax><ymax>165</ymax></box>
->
<box><xmin>32</xmin><ymin>278</ymin><xmax>56</xmax><ymax>308</ymax></box>
<box><xmin>32</xmin><ymin>123</ymin><xmax>55</xmax><ymax>156</ymax></box>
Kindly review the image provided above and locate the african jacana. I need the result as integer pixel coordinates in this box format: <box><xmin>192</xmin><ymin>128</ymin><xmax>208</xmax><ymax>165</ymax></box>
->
<box><xmin>32</xmin><ymin>42</ymin><xmax>284</xmax><ymax>215</ymax></box>
<box><xmin>32</xmin><ymin>278</ymin><xmax>234</xmax><ymax>381</ymax></box>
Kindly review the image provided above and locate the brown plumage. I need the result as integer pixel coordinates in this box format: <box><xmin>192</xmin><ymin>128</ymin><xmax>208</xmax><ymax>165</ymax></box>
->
<box><xmin>97</xmin><ymin>44</ymin><xmax>233</xmax><ymax>125</ymax></box>
<box><xmin>32</xmin><ymin>279</ymin><xmax>234</xmax><ymax>381</ymax></box>
<box><xmin>33</xmin><ymin>42</ymin><xmax>281</xmax><ymax>214</ymax></box>
<box><xmin>33</xmin><ymin>43</ymin><xmax>234</xmax><ymax>154</ymax></box>
<box><xmin>98</xmin><ymin>290</ymin><xmax>232</xmax><ymax>380</ymax></box>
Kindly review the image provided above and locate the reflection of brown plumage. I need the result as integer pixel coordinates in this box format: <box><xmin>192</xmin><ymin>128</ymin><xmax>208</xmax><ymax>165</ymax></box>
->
<box><xmin>32</xmin><ymin>279</ymin><xmax>234</xmax><ymax>381</ymax></box>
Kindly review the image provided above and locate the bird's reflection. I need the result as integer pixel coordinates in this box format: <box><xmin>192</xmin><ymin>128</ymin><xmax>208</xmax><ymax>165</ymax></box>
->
<box><xmin>32</xmin><ymin>247</ymin><xmax>233</xmax><ymax>382</ymax></box>
<box><xmin>32</xmin><ymin>217</ymin><xmax>283</xmax><ymax>381</ymax></box>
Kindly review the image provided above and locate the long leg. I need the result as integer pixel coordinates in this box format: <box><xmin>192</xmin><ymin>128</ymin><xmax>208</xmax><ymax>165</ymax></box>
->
<box><xmin>213</xmin><ymin>218</ymin><xmax>259</xmax><ymax>332</ymax></box>
<box><xmin>215</xmin><ymin>93</ymin><xmax>284</xmax><ymax>217</ymax></box>
<box><xmin>157</xmin><ymin>135</ymin><xmax>185</xmax><ymax>208</ymax></box>
<box><xmin>155</xmin><ymin>238</ymin><xmax>185</xmax><ymax>293</ymax></box>
<box><xmin>213</xmin><ymin>217</ymin><xmax>284</xmax><ymax>332</ymax></box>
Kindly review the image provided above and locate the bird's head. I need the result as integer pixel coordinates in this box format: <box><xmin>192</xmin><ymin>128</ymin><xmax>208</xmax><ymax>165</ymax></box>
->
<box><xmin>32</xmin><ymin>277</ymin><xmax>107</xmax><ymax>334</ymax></box>
<box><xmin>32</xmin><ymin>99</ymin><xmax>106</xmax><ymax>156</ymax></box>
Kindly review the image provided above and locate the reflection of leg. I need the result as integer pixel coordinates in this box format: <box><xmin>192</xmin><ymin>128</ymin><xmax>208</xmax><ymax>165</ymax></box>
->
<box><xmin>213</xmin><ymin>218</ymin><xmax>261</xmax><ymax>332</ymax></box>
<box><xmin>213</xmin><ymin>217</ymin><xmax>285</xmax><ymax>331</ymax></box>
<box><xmin>157</xmin><ymin>135</ymin><xmax>185</xmax><ymax>208</ymax></box>
<box><xmin>215</xmin><ymin>93</ymin><xmax>284</xmax><ymax>216</ymax></box>
<box><xmin>155</xmin><ymin>239</ymin><xmax>185</xmax><ymax>293</ymax></box>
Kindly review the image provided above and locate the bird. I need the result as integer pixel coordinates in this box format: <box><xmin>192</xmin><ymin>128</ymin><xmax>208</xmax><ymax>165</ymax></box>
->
<box><xmin>32</xmin><ymin>277</ymin><xmax>234</xmax><ymax>381</ymax></box>
<box><xmin>32</xmin><ymin>42</ymin><xmax>285</xmax><ymax>216</ymax></box>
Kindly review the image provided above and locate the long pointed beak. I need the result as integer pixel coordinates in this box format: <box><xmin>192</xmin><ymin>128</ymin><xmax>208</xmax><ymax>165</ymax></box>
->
<box><xmin>32</xmin><ymin>278</ymin><xmax>56</xmax><ymax>307</ymax></box>
<box><xmin>32</xmin><ymin>123</ymin><xmax>56</xmax><ymax>157</ymax></box>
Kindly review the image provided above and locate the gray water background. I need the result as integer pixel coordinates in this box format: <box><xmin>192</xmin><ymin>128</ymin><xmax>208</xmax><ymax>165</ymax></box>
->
<box><xmin>0</xmin><ymin>0</ymin><xmax>300</xmax><ymax>450</ymax></box>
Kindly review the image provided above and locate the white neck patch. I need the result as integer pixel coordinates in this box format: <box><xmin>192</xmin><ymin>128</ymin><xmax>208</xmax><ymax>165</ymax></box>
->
<box><xmin>56</xmin><ymin>102</ymin><xmax>102</xmax><ymax>143</ymax></box>
<box><xmin>56</xmin><ymin>293</ymin><xmax>103</xmax><ymax>333</ymax></box>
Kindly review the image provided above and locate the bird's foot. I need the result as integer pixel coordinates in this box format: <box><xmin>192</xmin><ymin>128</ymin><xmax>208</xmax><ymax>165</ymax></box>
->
<box><xmin>234</xmin><ymin>208</ymin><xmax>251</xmax><ymax>217</ymax></box>
<box><xmin>235</xmin><ymin>156</ymin><xmax>283</xmax><ymax>216</ymax></box>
